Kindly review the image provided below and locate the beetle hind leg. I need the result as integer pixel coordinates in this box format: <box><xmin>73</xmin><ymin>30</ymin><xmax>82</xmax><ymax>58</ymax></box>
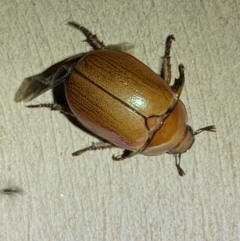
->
<box><xmin>26</xmin><ymin>103</ymin><xmax>75</xmax><ymax>117</ymax></box>
<box><xmin>72</xmin><ymin>142</ymin><xmax>116</xmax><ymax>156</ymax></box>
<box><xmin>73</xmin><ymin>141</ymin><xmax>138</xmax><ymax>161</ymax></box>
<box><xmin>68</xmin><ymin>22</ymin><xmax>105</xmax><ymax>50</ymax></box>
<box><xmin>175</xmin><ymin>154</ymin><xmax>185</xmax><ymax>176</ymax></box>
<box><xmin>160</xmin><ymin>35</ymin><xmax>175</xmax><ymax>84</ymax></box>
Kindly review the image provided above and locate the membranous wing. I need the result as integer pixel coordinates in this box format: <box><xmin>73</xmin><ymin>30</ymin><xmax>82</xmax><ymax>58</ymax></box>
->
<box><xmin>15</xmin><ymin>53</ymin><xmax>86</xmax><ymax>103</ymax></box>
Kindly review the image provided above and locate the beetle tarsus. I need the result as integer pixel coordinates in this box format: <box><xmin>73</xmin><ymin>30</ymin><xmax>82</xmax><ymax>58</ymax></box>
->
<box><xmin>68</xmin><ymin>21</ymin><xmax>105</xmax><ymax>50</ymax></box>
<box><xmin>160</xmin><ymin>35</ymin><xmax>175</xmax><ymax>84</ymax></box>
<box><xmin>72</xmin><ymin>146</ymin><xmax>96</xmax><ymax>156</ymax></box>
<box><xmin>26</xmin><ymin>103</ymin><xmax>74</xmax><ymax>116</ymax></box>
<box><xmin>175</xmin><ymin>154</ymin><xmax>185</xmax><ymax>176</ymax></box>
<box><xmin>165</xmin><ymin>35</ymin><xmax>175</xmax><ymax>57</ymax></box>
<box><xmin>171</xmin><ymin>64</ymin><xmax>185</xmax><ymax>98</ymax></box>
<box><xmin>26</xmin><ymin>103</ymin><xmax>57</xmax><ymax>109</ymax></box>
<box><xmin>72</xmin><ymin>142</ymin><xmax>115</xmax><ymax>156</ymax></box>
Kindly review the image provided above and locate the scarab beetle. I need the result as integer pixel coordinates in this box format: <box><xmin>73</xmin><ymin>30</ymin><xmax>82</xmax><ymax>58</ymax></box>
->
<box><xmin>15</xmin><ymin>22</ymin><xmax>216</xmax><ymax>176</ymax></box>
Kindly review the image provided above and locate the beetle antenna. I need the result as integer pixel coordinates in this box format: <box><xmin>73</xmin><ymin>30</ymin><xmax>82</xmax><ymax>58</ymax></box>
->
<box><xmin>175</xmin><ymin>154</ymin><xmax>185</xmax><ymax>176</ymax></box>
<box><xmin>194</xmin><ymin>125</ymin><xmax>216</xmax><ymax>135</ymax></box>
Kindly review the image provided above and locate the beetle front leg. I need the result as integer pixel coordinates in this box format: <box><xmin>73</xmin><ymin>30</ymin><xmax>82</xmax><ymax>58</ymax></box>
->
<box><xmin>175</xmin><ymin>154</ymin><xmax>185</xmax><ymax>176</ymax></box>
<box><xmin>68</xmin><ymin>22</ymin><xmax>105</xmax><ymax>50</ymax></box>
<box><xmin>171</xmin><ymin>64</ymin><xmax>185</xmax><ymax>98</ymax></box>
<box><xmin>26</xmin><ymin>103</ymin><xmax>75</xmax><ymax>117</ymax></box>
<box><xmin>160</xmin><ymin>35</ymin><xmax>175</xmax><ymax>84</ymax></box>
<box><xmin>68</xmin><ymin>22</ymin><xmax>134</xmax><ymax>53</ymax></box>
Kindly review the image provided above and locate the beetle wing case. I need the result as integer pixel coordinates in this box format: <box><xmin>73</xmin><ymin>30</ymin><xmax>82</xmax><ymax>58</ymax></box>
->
<box><xmin>65</xmin><ymin>50</ymin><xmax>176</xmax><ymax>151</ymax></box>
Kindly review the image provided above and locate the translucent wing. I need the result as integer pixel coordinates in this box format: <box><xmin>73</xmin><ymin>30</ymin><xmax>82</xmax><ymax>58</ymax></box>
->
<box><xmin>15</xmin><ymin>53</ymin><xmax>85</xmax><ymax>102</ymax></box>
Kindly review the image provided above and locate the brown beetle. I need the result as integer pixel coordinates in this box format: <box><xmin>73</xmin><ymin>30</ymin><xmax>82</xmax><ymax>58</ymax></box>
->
<box><xmin>15</xmin><ymin>22</ymin><xmax>216</xmax><ymax>176</ymax></box>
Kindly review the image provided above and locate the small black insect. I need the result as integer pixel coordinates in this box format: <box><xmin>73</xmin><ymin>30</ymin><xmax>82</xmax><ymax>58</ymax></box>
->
<box><xmin>0</xmin><ymin>186</ymin><xmax>24</xmax><ymax>196</ymax></box>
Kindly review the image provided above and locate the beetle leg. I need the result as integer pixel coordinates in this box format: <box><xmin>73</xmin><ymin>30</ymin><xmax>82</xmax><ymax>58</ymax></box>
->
<box><xmin>68</xmin><ymin>22</ymin><xmax>105</xmax><ymax>50</ymax></box>
<box><xmin>72</xmin><ymin>142</ymin><xmax>116</xmax><ymax>156</ymax></box>
<box><xmin>26</xmin><ymin>103</ymin><xmax>75</xmax><ymax>117</ymax></box>
<box><xmin>160</xmin><ymin>35</ymin><xmax>175</xmax><ymax>84</ymax></box>
<box><xmin>175</xmin><ymin>154</ymin><xmax>185</xmax><ymax>176</ymax></box>
<box><xmin>112</xmin><ymin>150</ymin><xmax>139</xmax><ymax>161</ymax></box>
<box><xmin>171</xmin><ymin>64</ymin><xmax>185</xmax><ymax>98</ymax></box>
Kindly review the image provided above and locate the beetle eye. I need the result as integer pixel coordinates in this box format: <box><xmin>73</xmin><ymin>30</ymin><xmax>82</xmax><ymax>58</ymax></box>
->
<box><xmin>187</xmin><ymin>125</ymin><xmax>194</xmax><ymax>135</ymax></box>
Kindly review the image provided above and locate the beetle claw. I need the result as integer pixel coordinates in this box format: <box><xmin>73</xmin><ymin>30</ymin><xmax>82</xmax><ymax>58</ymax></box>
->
<box><xmin>175</xmin><ymin>154</ymin><xmax>185</xmax><ymax>176</ymax></box>
<box><xmin>112</xmin><ymin>154</ymin><xmax>124</xmax><ymax>161</ymax></box>
<box><xmin>73</xmin><ymin>142</ymin><xmax>116</xmax><ymax>156</ymax></box>
<box><xmin>176</xmin><ymin>163</ymin><xmax>186</xmax><ymax>176</ymax></box>
<box><xmin>112</xmin><ymin>150</ymin><xmax>137</xmax><ymax>161</ymax></box>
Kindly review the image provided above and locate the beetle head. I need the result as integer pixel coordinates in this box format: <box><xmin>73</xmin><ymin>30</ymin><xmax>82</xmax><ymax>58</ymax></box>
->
<box><xmin>170</xmin><ymin>125</ymin><xmax>216</xmax><ymax>155</ymax></box>
<box><xmin>170</xmin><ymin>125</ymin><xmax>216</xmax><ymax>176</ymax></box>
